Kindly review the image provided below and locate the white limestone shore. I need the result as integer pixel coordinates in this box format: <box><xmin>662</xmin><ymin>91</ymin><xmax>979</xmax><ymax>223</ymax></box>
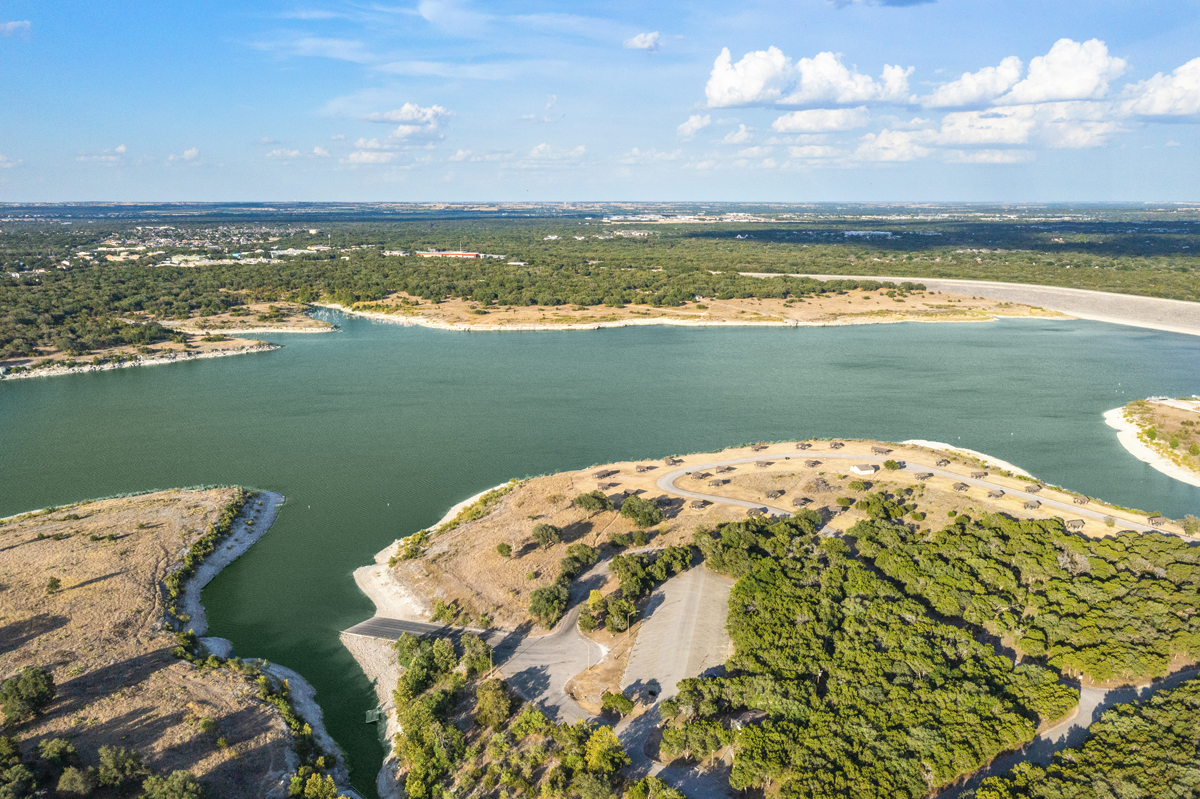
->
<box><xmin>1104</xmin><ymin>407</ymin><xmax>1200</xmax><ymax>488</ymax></box>
<box><xmin>902</xmin><ymin>440</ymin><xmax>1035</xmax><ymax>478</ymax></box>
<box><xmin>0</xmin><ymin>343</ymin><xmax>278</xmax><ymax>381</ymax></box>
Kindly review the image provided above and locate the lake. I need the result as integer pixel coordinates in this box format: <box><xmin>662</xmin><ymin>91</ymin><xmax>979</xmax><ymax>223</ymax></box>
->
<box><xmin>3</xmin><ymin>311</ymin><xmax>1199</xmax><ymax>796</ymax></box>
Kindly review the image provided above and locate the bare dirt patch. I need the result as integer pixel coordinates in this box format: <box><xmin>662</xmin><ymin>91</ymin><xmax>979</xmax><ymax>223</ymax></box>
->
<box><xmin>0</xmin><ymin>490</ymin><xmax>295</xmax><ymax>798</ymax></box>
<box><xmin>339</xmin><ymin>287</ymin><xmax>1062</xmax><ymax>331</ymax></box>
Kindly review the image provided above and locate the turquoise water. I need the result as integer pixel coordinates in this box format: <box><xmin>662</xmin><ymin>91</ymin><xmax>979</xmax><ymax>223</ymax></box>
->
<box><xmin>3</xmin><ymin>312</ymin><xmax>1200</xmax><ymax>796</ymax></box>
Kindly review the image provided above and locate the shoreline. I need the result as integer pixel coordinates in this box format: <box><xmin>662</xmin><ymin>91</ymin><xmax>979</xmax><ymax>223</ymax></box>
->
<box><xmin>1104</xmin><ymin>407</ymin><xmax>1200</xmax><ymax>488</ymax></box>
<box><xmin>0</xmin><ymin>343</ymin><xmax>279</xmax><ymax>381</ymax></box>
<box><xmin>179</xmin><ymin>490</ymin><xmax>353</xmax><ymax>793</ymax></box>
<box><xmin>343</xmin><ymin>481</ymin><xmax>512</xmax><ymax>799</ymax></box>
<box><xmin>316</xmin><ymin>302</ymin><xmax>1054</xmax><ymax>334</ymax></box>
<box><xmin>902</xmin><ymin>439</ymin><xmax>1034</xmax><ymax>478</ymax></box>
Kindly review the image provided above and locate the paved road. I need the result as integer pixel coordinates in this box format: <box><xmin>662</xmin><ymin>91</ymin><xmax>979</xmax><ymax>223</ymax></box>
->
<box><xmin>742</xmin><ymin>272</ymin><xmax>1200</xmax><ymax>337</ymax></box>
<box><xmin>658</xmin><ymin>448</ymin><xmax>1174</xmax><ymax>535</ymax></box>
<box><xmin>342</xmin><ymin>617</ymin><xmax>484</xmax><ymax>641</ymax></box>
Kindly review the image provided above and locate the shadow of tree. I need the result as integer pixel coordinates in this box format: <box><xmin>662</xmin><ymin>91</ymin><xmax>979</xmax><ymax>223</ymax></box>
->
<box><xmin>0</xmin><ymin>614</ymin><xmax>69</xmax><ymax>656</ymax></box>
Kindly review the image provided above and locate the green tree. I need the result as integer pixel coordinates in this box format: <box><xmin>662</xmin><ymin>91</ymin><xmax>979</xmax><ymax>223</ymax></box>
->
<box><xmin>475</xmin><ymin>679</ymin><xmax>512</xmax><ymax>731</ymax></box>
<box><xmin>883</xmin><ymin>459</ymin><xmax>902</xmax><ymax>470</ymax></box>
<box><xmin>529</xmin><ymin>584</ymin><xmax>569</xmax><ymax>628</ymax></box>
<box><xmin>619</xmin><ymin>495</ymin><xmax>664</xmax><ymax>527</ymax></box>
<box><xmin>573</xmin><ymin>491</ymin><xmax>614</xmax><ymax>515</ymax></box>
<box><xmin>56</xmin><ymin>766</ymin><xmax>94</xmax><ymax>796</ymax></box>
<box><xmin>141</xmin><ymin>770</ymin><xmax>206</xmax><ymax>799</ymax></box>
<box><xmin>96</xmin><ymin>745</ymin><xmax>147</xmax><ymax>788</ymax></box>
<box><xmin>431</xmin><ymin>637</ymin><xmax>458</xmax><ymax>674</ymax></box>
<box><xmin>605</xmin><ymin>597</ymin><xmax>636</xmax><ymax>633</ymax></box>
<box><xmin>588</xmin><ymin>590</ymin><xmax>606</xmax><ymax>613</ymax></box>
<box><xmin>600</xmin><ymin>691</ymin><xmax>634</xmax><ymax>716</ymax></box>
<box><xmin>496</xmin><ymin>543</ymin><xmax>512</xmax><ymax>558</ymax></box>
<box><xmin>1183</xmin><ymin>515</ymin><xmax>1199</xmax><ymax>535</ymax></box>
<box><xmin>584</xmin><ymin>726</ymin><xmax>630</xmax><ymax>775</ymax></box>
<box><xmin>531</xmin><ymin>523</ymin><xmax>562</xmax><ymax>549</ymax></box>
<box><xmin>0</xmin><ymin>666</ymin><xmax>56</xmax><ymax>721</ymax></box>
<box><xmin>624</xmin><ymin>776</ymin><xmax>684</xmax><ymax>799</ymax></box>
<box><xmin>460</xmin><ymin>633</ymin><xmax>493</xmax><ymax>675</ymax></box>
<box><xmin>46</xmin><ymin>576</ymin><xmax>61</xmax><ymax>594</ymax></box>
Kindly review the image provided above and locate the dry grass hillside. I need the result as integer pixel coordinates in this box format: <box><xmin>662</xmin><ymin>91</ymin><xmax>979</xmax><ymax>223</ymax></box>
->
<box><xmin>0</xmin><ymin>489</ymin><xmax>294</xmax><ymax>798</ymax></box>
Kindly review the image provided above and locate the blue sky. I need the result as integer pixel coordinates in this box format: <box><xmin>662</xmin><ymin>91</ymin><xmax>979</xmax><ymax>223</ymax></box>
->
<box><xmin>1</xmin><ymin>0</ymin><xmax>1199</xmax><ymax>202</ymax></box>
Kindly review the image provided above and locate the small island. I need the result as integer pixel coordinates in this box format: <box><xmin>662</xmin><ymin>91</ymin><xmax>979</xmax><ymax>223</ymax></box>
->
<box><xmin>1106</xmin><ymin>397</ymin><xmax>1200</xmax><ymax>490</ymax></box>
<box><xmin>342</xmin><ymin>439</ymin><xmax>1198</xmax><ymax>799</ymax></box>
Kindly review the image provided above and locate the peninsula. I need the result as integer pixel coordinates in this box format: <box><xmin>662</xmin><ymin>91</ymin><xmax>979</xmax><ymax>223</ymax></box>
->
<box><xmin>341</xmin><ymin>439</ymin><xmax>1198</xmax><ymax>799</ymax></box>
<box><xmin>1106</xmin><ymin>398</ymin><xmax>1200</xmax><ymax>490</ymax></box>
<box><xmin>0</xmin><ymin>488</ymin><xmax>352</xmax><ymax>799</ymax></box>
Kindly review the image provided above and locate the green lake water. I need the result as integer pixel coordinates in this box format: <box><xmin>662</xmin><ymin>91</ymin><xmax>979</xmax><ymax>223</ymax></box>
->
<box><xmin>3</xmin><ymin>311</ymin><xmax>1200</xmax><ymax>796</ymax></box>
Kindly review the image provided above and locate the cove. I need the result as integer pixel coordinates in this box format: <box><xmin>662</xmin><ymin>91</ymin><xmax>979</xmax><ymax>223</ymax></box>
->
<box><xmin>3</xmin><ymin>311</ymin><xmax>1200</xmax><ymax>797</ymax></box>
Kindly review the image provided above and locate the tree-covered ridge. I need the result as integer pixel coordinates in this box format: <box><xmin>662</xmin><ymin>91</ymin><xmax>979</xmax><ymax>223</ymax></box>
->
<box><xmin>972</xmin><ymin>678</ymin><xmax>1200</xmax><ymax>799</ymax></box>
<box><xmin>664</xmin><ymin>514</ymin><xmax>1076</xmax><ymax>799</ymax></box>
<box><xmin>846</xmin><ymin>506</ymin><xmax>1200</xmax><ymax>683</ymax></box>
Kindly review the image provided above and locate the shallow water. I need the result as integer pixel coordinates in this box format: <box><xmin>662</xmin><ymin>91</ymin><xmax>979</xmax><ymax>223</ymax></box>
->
<box><xmin>3</xmin><ymin>312</ymin><xmax>1199</xmax><ymax>796</ymax></box>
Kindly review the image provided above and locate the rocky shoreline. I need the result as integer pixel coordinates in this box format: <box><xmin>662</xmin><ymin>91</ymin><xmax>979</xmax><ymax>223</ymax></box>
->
<box><xmin>1</xmin><ymin>343</ymin><xmax>279</xmax><ymax>380</ymax></box>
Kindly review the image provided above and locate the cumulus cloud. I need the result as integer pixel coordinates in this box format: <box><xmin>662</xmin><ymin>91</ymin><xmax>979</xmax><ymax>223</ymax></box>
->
<box><xmin>77</xmin><ymin>145</ymin><xmax>128</xmax><ymax>163</ymax></box>
<box><xmin>267</xmin><ymin>148</ymin><xmax>301</xmax><ymax>158</ymax></box>
<box><xmin>705</xmin><ymin>47</ymin><xmax>913</xmax><ymax>107</ymax></box>
<box><xmin>922</xmin><ymin>56</ymin><xmax>1023</xmax><ymax>107</ymax></box>
<box><xmin>787</xmin><ymin>144</ymin><xmax>840</xmax><ymax>159</ymax></box>
<box><xmin>854</xmin><ymin>129</ymin><xmax>929</xmax><ymax>161</ymax></box>
<box><xmin>943</xmin><ymin>149</ymin><xmax>1034</xmax><ymax>163</ymax></box>
<box><xmin>935</xmin><ymin>102</ymin><xmax>1121</xmax><ymax>149</ymax></box>
<box><xmin>313</xmin><ymin>146</ymin><xmax>330</xmax><ymax>157</ymax></box>
<box><xmin>772</xmin><ymin>106</ymin><xmax>869</xmax><ymax>132</ymax></box>
<box><xmin>624</xmin><ymin>31</ymin><xmax>660</xmax><ymax>51</ymax></box>
<box><xmin>722</xmin><ymin>124</ymin><xmax>752</xmax><ymax>144</ymax></box>
<box><xmin>1122</xmin><ymin>57</ymin><xmax>1200</xmax><ymax>116</ymax></box>
<box><xmin>168</xmin><ymin>147</ymin><xmax>199</xmax><ymax>162</ymax></box>
<box><xmin>528</xmin><ymin>143</ymin><xmax>586</xmax><ymax>160</ymax></box>
<box><xmin>347</xmin><ymin>150</ymin><xmax>397</xmax><ymax>164</ymax></box>
<box><xmin>354</xmin><ymin>137</ymin><xmax>396</xmax><ymax>150</ymax></box>
<box><xmin>364</xmin><ymin>103</ymin><xmax>452</xmax><ymax>139</ymax></box>
<box><xmin>677</xmin><ymin>114</ymin><xmax>711</xmax><ymax>139</ymax></box>
<box><xmin>618</xmin><ymin>147</ymin><xmax>683</xmax><ymax>164</ymax></box>
<box><xmin>998</xmin><ymin>38</ymin><xmax>1126</xmax><ymax>104</ymax></box>
<box><xmin>0</xmin><ymin>151</ymin><xmax>21</xmax><ymax>168</ymax></box>
<box><xmin>449</xmin><ymin>149</ymin><xmax>472</xmax><ymax>161</ymax></box>
<box><xmin>1</xmin><ymin>20</ymin><xmax>30</xmax><ymax>36</ymax></box>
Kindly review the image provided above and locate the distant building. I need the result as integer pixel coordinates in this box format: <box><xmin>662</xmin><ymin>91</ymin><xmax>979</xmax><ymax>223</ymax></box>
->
<box><xmin>850</xmin><ymin>464</ymin><xmax>879</xmax><ymax>475</ymax></box>
<box><xmin>417</xmin><ymin>250</ymin><xmax>483</xmax><ymax>259</ymax></box>
<box><xmin>383</xmin><ymin>250</ymin><xmax>410</xmax><ymax>256</ymax></box>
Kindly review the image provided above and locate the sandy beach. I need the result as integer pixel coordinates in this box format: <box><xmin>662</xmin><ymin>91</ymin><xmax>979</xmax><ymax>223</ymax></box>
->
<box><xmin>1104</xmin><ymin>407</ymin><xmax>1200</xmax><ymax>488</ymax></box>
<box><xmin>902</xmin><ymin>440</ymin><xmax>1034</xmax><ymax>478</ymax></box>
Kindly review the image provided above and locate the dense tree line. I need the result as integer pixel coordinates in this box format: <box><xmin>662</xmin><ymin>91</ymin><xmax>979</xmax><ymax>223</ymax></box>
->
<box><xmin>662</xmin><ymin>512</ymin><xmax>1078</xmax><ymax>799</ymax></box>
<box><xmin>388</xmin><ymin>632</ymin><xmax>671</xmax><ymax>799</ymax></box>
<box><xmin>846</xmin><ymin>500</ymin><xmax>1200</xmax><ymax>683</ymax></box>
<box><xmin>971</xmin><ymin>678</ymin><xmax>1200</xmax><ymax>799</ymax></box>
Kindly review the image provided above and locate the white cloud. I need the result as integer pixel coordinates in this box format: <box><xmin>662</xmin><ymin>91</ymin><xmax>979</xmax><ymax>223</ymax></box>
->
<box><xmin>786</xmin><ymin>53</ymin><xmax>913</xmax><ymax>104</ymax></box>
<box><xmin>943</xmin><ymin>149</ymin><xmax>1034</xmax><ymax>164</ymax></box>
<box><xmin>347</xmin><ymin>150</ymin><xmax>397</xmax><ymax>164</ymax></box>
<box><xmin>313</xmin><ymin>146</ymin><xmax>331</xmax><ymax>157</ymax></box>
<box><xmin>722</xmin><ymin>124</ymin><xmax>752</xmax><ymax>144</ymax></box>
<box><xmin>705</xmin><ymin>46</ymin><xmax>913</xmax><ymax>107</ymax></box>
<box><xmin>936</xmin><ymin>109</ymin><xmax>1037</xmax><ymax>146</ymax></box>
<box><xmin>528</xmin><ymin>143</ymin><xmax>586</xmax><ymax>160</ymax></box>
<box><xmin>772</xmin><ymin>106</ymin><xmax>869</xmax><ymax>132</ymax></box>
<box><xmin>705</xmin><ymin>47</ymin><xmax>791</xmax><ymax>106</ymax></box>
<box><xmin>364</xmin><ymin>103</ymin><xmax>451</xmax><ymax>140</ymax></box>
<box><xmin>999</xmin><ymin>38</ymin><xmax>1126</xmax><ymax>104</ymax></box>
<box><xmin>787</xmin><ymin>144</ymin><xmax>840</xmax><ymax>159</ymax></box>
<box><xmin>258</xmin><ymin>36</ymin><xmax>374</xmax><ymax>63</ymax></box>
<box><xmin>450</xmin><ymin>149</ymin><xmax>471</xmax><ymax>161</ymax></box>
<box><xmin>116</xmin><ymin>144</ymin><xmax>126</xmax><ymax>153</ymax></box>
<box><xmin>1122</xmin><ymin>57</ymin><xmax>1200</xmax><ymax>116</ymax></box>
<box><xmin>935</xmin><ymin>102</ymin><xmax>1120</xmax><ymax>149</ymax></box>
<box><xmin>331</xmin><ymin>134</ymin><xmax>346</xmax><ymax>140</ymax></box>
<box><xmin>677</xmin><ymin>114</ymin><xmax>711</xmax><ymax>139</ymax></box>
<box><xmin>618</xmin><ymin>147</ymin><xmax>683</xmax><ymax>164</ymax></box>
<box><xmin>854</xmin><ymin>129</ymin><xmax>930</xmax><ymax>161</ymax></box>
<box><xmin>0</xmin><ymin>151</ymin><xmax>21</xmax><ymax>168</ymax></box>
<box><xmin>1166</xmin><ymin>140</ymin><xmax>1181</xmax><ymax>147</ymax></box>
<box><xmin>77</xmin><ymin>145</ymin><xmax>128</xmax><ymax>163</ymax></box>
<box><xmin>624</xmin><ymin>31</ymin><xmax>660</xmax><ymax>51</ymax></box>
<box><xmin>169</xmin><ymin>147</ymin><xmax>199</xmax><ymax>162</ymax></box>
<box><xmin>255</xmin><ymin>137</ymin><xmax>280</xmax><ymax>145</ymax></box>
<box><xmin>267</xmin><ymin>148</ymin><xmax>301</xmax><ymax>158</ymax></box>
<box><xmin>922</xmin><ymin>56</ymin><xmax>1023</xmax><ymax>107</ymax></box>
<box><xmin>1</xmin><ymin>20</ymin><xmax>30</xmax><ymax>36</ymax></box>
<box><xmin>737</xmin><ymin>145</ymin><xmax>773</xmax><ymax>158</ymax></box>
<box><xmin>354</xmin><ymin>137</ymin><xmax>396</xmax><ymax>150</ymax></box>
